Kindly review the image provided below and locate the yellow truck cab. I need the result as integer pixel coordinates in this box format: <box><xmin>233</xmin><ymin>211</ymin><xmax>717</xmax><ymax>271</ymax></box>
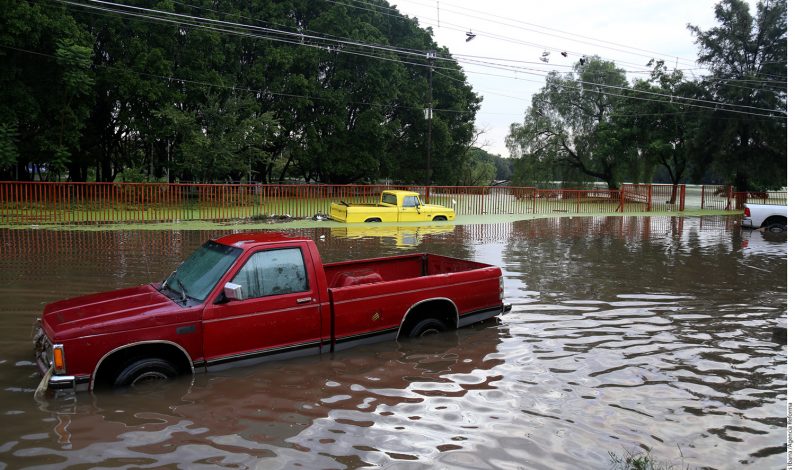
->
<box><xmin>330</xmin><ymin>190</ymin><xmax>455</xmax><ymax>223</ymax></box>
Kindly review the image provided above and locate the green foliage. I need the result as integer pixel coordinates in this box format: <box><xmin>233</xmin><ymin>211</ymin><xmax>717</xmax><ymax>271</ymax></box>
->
<box><xmin>622</xmin><ymin>61</ymin><xmax>704</xmax><ymax>199</ymax></box>
<box><xmin>457</xmin><ymin>148</ymin><xmax>497</xmax><ymax>186</ymax></box>
<box><xmin>0</xmin><ymin>0</ymin><xmax>479</xmax><ymax>183</ymax></box>
<box><xmin>506</xmin><ymin>57</ymin><xmax>633</xmax><ymax>189</ymax></box>
<box><xmin>608</xmin><ymin>447</ymin><xmax>693</xmax><ymax>470</ymax></box>
<box><xmin>687</xmin><ymin>0</ymin><xmax>787</xmax><ymax>190</ymax></box>
<box><xmin>0</xmin><ymin>123</ymin><xmax>18</xmax><ymax>170</ymax></box>
<box><xmin>0</xmin><ymin>1</ymin><xmax>94</xmax><ymax>180</ymax></box>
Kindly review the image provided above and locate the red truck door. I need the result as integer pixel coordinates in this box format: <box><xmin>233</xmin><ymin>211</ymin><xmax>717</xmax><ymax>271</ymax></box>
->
<box><xmin>201</xmin><ymin>244</ymin><xmax>322</xmax><ymax>368</ymax></box>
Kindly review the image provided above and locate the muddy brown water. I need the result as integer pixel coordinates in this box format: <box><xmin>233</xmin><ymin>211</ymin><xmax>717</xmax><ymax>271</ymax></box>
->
<box><xmin>0</xmin><ymin>216</ymin><xmax>786</xmax><ymax>469</ymax></box>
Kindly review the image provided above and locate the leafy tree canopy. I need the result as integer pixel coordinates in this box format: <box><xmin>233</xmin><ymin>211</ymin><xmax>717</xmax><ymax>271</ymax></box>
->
<box><xmin>0</xmin><ymin>0</ymin><xmax>481</xmax><ymax>184</ymax></box>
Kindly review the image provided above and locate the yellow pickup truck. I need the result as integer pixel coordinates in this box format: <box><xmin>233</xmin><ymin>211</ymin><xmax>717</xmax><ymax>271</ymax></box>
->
<box><xmin>330</xmin><ymin>190</ymin><xmax>455</xmax><ymax>223</ymax></box>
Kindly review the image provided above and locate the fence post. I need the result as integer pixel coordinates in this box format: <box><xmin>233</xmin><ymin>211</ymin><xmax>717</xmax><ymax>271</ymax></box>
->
<box><xmin>619</xmin><ymin>187</ymin><xmax>624</xmax><ymax>212</ymax></box>
<box><xmin>700</xmin><ymin>185</ymin><xmax>705</xmax><ymax>209</ymax></box>
<box><xmin>647</xmin><ymin>185</ymin><xmax>652</xmax><ymax>212</ymax></box>
<box><xmin>480</xmin><ymin>187</ymin><xmax>485</xmax><ymax>214</ymax></box>
<box><xmin>678</xmin><ymin>184</ymin><xmax>686</xmax><ymax>212</ymax></box>
<box><xmin>726</xmin><ymin>185</ymin><xmax>733</xmax><ymax>210</ymax></box>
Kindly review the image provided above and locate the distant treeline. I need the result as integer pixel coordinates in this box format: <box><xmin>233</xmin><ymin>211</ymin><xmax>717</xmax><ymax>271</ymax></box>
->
<box><xmin>1</xmin><ymin>0</ymin><xmax>484</xmax><ymax>184</ymax></box>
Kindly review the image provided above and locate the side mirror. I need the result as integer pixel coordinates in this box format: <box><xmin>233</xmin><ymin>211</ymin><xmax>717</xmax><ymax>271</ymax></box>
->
<box><xmin>224</xmin><ymin>282</ymin><xmax>244</xmax><ymax>301</ymax></box>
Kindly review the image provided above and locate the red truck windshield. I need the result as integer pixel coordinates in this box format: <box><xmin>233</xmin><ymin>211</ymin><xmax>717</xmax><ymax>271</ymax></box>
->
<box><xmin>164</xmin><ymin>241</ymin><xmax>241</xmax><ymax>301</ymax></box>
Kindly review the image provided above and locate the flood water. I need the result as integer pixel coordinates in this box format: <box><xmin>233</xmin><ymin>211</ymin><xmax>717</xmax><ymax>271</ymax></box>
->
<box><xmin>0</xmin><ymin>216</ymin><xmax>787</xmax><ymax>469</ymax></box>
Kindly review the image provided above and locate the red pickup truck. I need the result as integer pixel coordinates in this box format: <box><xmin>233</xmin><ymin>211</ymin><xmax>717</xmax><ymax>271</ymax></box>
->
<box><xmin>34</xmin><ymin>233</ymin><xmax>509</xmax><ymax>393</ymax></box>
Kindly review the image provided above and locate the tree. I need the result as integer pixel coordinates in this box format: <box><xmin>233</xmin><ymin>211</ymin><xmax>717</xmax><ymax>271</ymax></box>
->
<box><xmin>456</xmin><ymin>148</ymin><xmax>497</xmax><ymax>186</ymax></box>
<box><xmin>505</xmin><ymin>57</ymin><xmax>635</xmax><ymax>189</ymax></box>
<box><xmin>624</xmin><ymin>61</ymin><xmax>706</xmax><ymax>202</ymax></box>
<box><xmin>0</xmin><ymin>2</ymin><xmax>94</xmax><ymax>180</ymax></box>
<box><xmin>1</xmin><ymin>0</ymin><xmax>480</xmax><ymax>184</ymax></box>
<box><xmin>688</xmin><ymin>0</ymin><xmax>787</xmax><ymax>190</ymax></box>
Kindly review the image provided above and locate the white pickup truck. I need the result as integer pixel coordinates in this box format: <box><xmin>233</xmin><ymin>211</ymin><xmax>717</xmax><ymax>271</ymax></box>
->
<box><xmin>742</xmin><ymin>203</ymin><xmax>787</xmax><ymax>232</ymax></box>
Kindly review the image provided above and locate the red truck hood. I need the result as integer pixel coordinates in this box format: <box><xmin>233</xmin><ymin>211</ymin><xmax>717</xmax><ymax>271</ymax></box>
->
<box><xmin>42</xmin><ymin>284</ymin><xmax>190</xmax><ymax>341</ymax></box>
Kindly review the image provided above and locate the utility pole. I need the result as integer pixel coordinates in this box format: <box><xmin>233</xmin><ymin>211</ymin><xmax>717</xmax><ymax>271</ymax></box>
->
<box><xmin>426</xmin><ymin>51</ymin><xmax>436</xmax><ymax>187</ymax></box>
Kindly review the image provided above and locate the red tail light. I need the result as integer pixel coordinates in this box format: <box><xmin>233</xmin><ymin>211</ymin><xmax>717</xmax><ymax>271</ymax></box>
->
<box><xmin>744</xmin><ymin>207</ymin><xmax>751</xmax><ymax>217</ymax></box>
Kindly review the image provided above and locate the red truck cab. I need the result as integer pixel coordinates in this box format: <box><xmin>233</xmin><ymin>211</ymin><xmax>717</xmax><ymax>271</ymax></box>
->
<box><xmin>34</xmin><ymin>233</ymin><xmax>509</xmax><ymax>393</ymax></box>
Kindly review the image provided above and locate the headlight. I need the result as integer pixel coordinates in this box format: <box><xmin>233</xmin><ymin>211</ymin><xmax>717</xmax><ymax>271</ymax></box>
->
<box><xmin>499</xmin><ymin>276</ymin><xmax>504</xmax><ymax>300</ymax></box>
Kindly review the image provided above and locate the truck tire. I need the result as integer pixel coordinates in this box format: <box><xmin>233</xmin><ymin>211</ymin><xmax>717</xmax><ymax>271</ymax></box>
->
<box><xmin>432</xmin><ymin>216</ymin><xmax>447</xmax><ymax>221</ymax></box>
<box><xmin>113</xmin><ymin>358</ymin><xmax>178</xmax><ymax>388</ymax></box>
<box><xmin>766</xmin><ymin>222</ymin><xmax>786</xmax><ymax>233</ymax></box>
<box><xmin>364</xmin><ymin>218</ymin><xmax>382</xmax><ymax>223</ymax></box>
<box><xmin>409</xmin><ymin>318</ymin><xmax>446</xmax><ymax>338</ymax></box>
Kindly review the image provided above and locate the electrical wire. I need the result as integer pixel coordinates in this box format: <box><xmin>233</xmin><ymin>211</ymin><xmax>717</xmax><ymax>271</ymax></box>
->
<box><xmin>49</xmin><ymin>0</ymin><xmax>787</xmax><ymax>118</ymax></box>
<box><xmin>1</xmin><ymin>44</ymin><xmax>477</xmax><ymax>117</ymax></box>
<box><xmin>65</xmin><ymin>0</ymin><xmax>788</xmax><ymax>89</ymax></box>
<box><xmin>136</xmin><ymin>0</ymin><xmax>791</xmax><ymax>84</ymax></box>
<box><xmin>397</xmin><ymin>0</ymin><xmax>703</xmax><ymax>66</ymax></box>
<box><xmin>348</xmin><ymin>0</ymin><xmax>788</xmax><ymax>83</ymax></box>
<box><xmin>435</xmin><ymin>70</ymin><xmax>782</xmax><ymax>121</ymax></box>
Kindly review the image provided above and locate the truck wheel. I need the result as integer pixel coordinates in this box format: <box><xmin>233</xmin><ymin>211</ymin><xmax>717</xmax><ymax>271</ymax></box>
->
<box><xmin>766</xmin><ymin>222</ymin><xmax>786</xmax><ymax>233</ymax></box>
<box><xmin>409</xmin><ymin>318</ymin><xmax>446</xmax><ymax>338</ymax></box>
<box><xmin>432</xmin><ymin>216</ymin><xmax>447</xmax><ymax>221</ymax></box>
<box><xmin>113</xmin><ymin>358</ymin><xmax>178</xmax><ymax>388</ymax></box>
<box><xmin>364</xmin><ymin>218</ymin><xmax>382</xmax><ymax>223</ymax></box>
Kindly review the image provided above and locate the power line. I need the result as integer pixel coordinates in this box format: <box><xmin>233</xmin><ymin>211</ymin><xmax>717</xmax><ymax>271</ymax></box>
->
<box><xmin>399</xmin><ymin>0</ymin><xmax>703</xmax><ymax>66</ymax></box>
<box><xmin>54</xmin><ymin>0</ymin><xmax>786</xmax><ymax>118</ymax></box>
<box><xmin>361</xmin><ymin>0</ymin><xmax>706</xmax><ymax>70</ymax></box>
<box><xmin>453</xmin><ymin>57</ymin><xmax>786</xmax><ymax>115</ymax></box>
<box><xmin>390</xmin><ymin>0</ymin><xmax>788</xmax><ymax>83</ymax></box>
<box><xmin>123</xmin><ymin>0</ymin><xmax>789</xmax><ymax>85</ymax></box>
<box><xmin>334</xmin><ymin>0</ymin><xmax>659</xmax><ymax>71</ymax></box>
<box><xmin>454</xmin><ymin>57</ymin><xmax>787</xmax><ymax>97</ymax></box>
<box><xmin>435</xmin><ymin>70</ymin><xmax>782</xmax><ymax>121</ymax></box>
<box><xmin>1</xmin><ymin>44</ymin><xmax>476</xmax><ymax>116</ymax></box>
<box><xmin>71</xmin><ymin>0</ymin><xmax>436</xmax><ymax>60</ymax></box>
<box><xmin>450</xmin><ymin>52</ymin><xmax>786</xmax><ymax>86</ymax></box>
<box><xmin>69</xmin><ymin>0</ymin><xmax>787</xmax><ymax>91</ymax></box>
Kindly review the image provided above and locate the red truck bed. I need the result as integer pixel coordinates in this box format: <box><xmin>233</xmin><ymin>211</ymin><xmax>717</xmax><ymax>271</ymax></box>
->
<box><xmin>324</xmin><ymin>253</ymin><xmax>490</xmax><ymax>287</ymax></box>
<box><xmin>323</xmin><ymin>254</ymin><xmax>502</xmax><ymax>351</ymax></box>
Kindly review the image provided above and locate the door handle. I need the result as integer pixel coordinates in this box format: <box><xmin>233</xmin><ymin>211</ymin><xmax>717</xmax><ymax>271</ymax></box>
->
<box><xmin>296</xmin><ymin>297</ymin><xmax>313</xmax><ymax>304</ymax></box>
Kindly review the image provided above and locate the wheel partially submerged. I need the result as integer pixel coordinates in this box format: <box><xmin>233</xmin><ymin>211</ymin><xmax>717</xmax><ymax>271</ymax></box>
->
<box><xmin>408</xmin><ymin>318</ymin><xmax>447</xmax><ymax>338</ymax></box>
<box><xmin>113</xmin><ymin>358</ymin><xmax>178</xmax><ymax>388</ymax></box>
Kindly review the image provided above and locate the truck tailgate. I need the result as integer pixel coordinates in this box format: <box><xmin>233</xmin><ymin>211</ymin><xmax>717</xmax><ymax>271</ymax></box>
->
<box><xmin>330</xmin><ymin>203</ymin><xmax>348</xmax><ymax>222</ymax></box>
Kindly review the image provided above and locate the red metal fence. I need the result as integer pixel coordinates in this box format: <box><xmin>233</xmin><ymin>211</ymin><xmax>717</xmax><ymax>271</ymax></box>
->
<box><xmin>0</xmin><ymin>182</ymin><xmax>784</xmax><ymax>225</ymax></box>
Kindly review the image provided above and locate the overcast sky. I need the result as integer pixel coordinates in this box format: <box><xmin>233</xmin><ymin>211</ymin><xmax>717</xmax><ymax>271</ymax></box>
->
<box><xmin>389</xmin><ymin>0</ymin><xmax>720</xmax><ymax>158</ymax></box>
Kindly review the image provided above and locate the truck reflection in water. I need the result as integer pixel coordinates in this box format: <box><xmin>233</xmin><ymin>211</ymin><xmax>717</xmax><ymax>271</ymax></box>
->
<box><xmin>41</xmin><ymin>320</ymin><xmax>504</xmax><ymax>468</ymax></box>
<box><xmin>329</xmin><ymin>224</ymin><xmax>455</xmax><ymax>248</ymax></box>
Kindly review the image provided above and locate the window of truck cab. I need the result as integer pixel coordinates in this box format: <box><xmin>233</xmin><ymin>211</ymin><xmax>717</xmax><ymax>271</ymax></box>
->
<box><xmin>230</xmin><ymin>247</ymin><xmax>310</xmax><ymax>300</ymax></box>
<box><xmin>402</xmin><ymin>195</ymin><xmax>419</xmax><ymax>208</ymax></box>
<box><xmin>381</xmin><ymin>193</ymin><xmax>397</xmax><ymax>205</ymax></box>
<box><xmin>164</xmin><ymin>241</ymin><xmax>241</xmax><ymax>302</ymax></box>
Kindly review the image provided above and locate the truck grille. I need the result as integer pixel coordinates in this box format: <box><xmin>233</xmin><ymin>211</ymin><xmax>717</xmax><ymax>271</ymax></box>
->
<box><xmin>32</xmin><ymin>320</ymin><xmax>53</xmax><ymax>372</ymax></box>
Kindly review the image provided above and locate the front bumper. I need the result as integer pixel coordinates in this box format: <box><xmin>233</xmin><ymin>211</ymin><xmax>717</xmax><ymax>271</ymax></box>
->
<box><xmin>49</xmin><ymin>375</ymin><xmax>78</xmax><ymax>390</ymax></box>
<box><xmin>33</xmin><ymin>321</ymin><xmax>88</xmax><ymax>393</ymax></box>
<box><xmin>34</xmin><ymin>360</ymin><xmax>90</xmax><ymax>393</ymax></box>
